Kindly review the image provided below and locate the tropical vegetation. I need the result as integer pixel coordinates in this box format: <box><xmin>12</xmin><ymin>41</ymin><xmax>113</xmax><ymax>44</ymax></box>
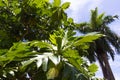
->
<box><xmin>0</xmin><ymin>0</ymin><xmax>119</xmax><ymax>80</ymax></box>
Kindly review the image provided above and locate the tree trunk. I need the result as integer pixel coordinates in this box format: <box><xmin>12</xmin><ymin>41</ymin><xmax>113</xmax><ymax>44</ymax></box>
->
<box><xmin>97</xmin><ymin>53</ymin><xmax>108</xmax><ymax>79</ymax></box>
<box><xmin>102</xmin><ymin>53</ymin><xmax>115</xmax><ymax>80</ymax></box>
<box><xmin>97</xmin><ymin>52</ymin><xmax>115</xmax><ymax>80</ymax></box>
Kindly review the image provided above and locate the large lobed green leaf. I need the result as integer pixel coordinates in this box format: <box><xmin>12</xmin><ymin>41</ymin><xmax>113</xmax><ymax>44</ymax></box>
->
<box><xmin>62</xmin><ymin>49</ymin><xmax>90</xmax><ymax>79</ymax></box>
<box><xmin>74</xmin><ymin>32</ymin><xmax>103</xmax><ymax>46</ymax></box>
<box><xmin>61</xmin><ymin>2</ymin><xmax>70</xmax><ymax>10</ymax></box>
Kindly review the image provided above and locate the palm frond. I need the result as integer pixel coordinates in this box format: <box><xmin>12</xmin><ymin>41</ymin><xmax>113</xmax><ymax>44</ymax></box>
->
<box><xmin>103</xmin><ymin>15</ymin><xmax>118</xmax><ymax>25</ymax></box>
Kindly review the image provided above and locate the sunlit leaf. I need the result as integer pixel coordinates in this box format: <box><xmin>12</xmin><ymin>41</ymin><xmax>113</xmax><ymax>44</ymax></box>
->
<box><xmin>53</xmin><ymin>0</ymin><xmax>61</xmax><ymax>7</ymax></box>
<box><xmin>29</xmin><ymin>0</ymin><xmax>49</xmax><ymax>8</ymax></box>
<box><xmin>42</xmin><ymin>57</ymin><xmax>48</xmax><ymax>71</ymax></box>
<box><xmin>0</xmin><ymin>0</ymin><xmax>8</xmax><ymax>6</ymax></box>
<box><xmin>49</xmin><ymin>55</ymin><xmax>60</xmax><ymax>65</ymax></box>
<box><xmin>49</xmin><ymin>34</ymin><xmax>57</xmax><ymax>45</ymax></box>
<box><xmin>0</xmin><ymin>1</ymin><xmax>4</xmax><ymax>6</ymax></box>
<box><xmin>74</xmin><ymin>32</ymin><xmax>103</xmax><ymax>46</ymax></box>
<box><xmin>63</xmin><ymin>49</ymin><xmax>79</xmax><ymax>59</ymax></box>
<box><xmin>20</xmin><ymin>59</ymin><xmax>35</xmax><ymax>72</ymax></box>
<box><xmin>30</xmin><ymin>40</ymin><xmax>52</xmax><ymax>49</ymax></box>
<box><xmin>88</xmin><ymin>63</ymin><xmax>98</xmax><ymax>74</ymax></box>
<box><xmin>35</xmin><ymin>59</ymin><xmax>42</xmax><ymax>68</ymax></box>
<box><xmin>61</xmin><ymin>2</ymin><xmax>70</xmax><ymax>9</ymax></box>
<box><xmin>68</xmin><ymin>18</ymin><xmax>73</xmax><ymax>23</ymax></box>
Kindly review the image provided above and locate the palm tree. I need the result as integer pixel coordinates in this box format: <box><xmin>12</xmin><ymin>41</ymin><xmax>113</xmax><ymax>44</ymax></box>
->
<box><xmin>77</xmin><ymin>8</ymin><xmax>120</xmax><ymax>80</ymax></box>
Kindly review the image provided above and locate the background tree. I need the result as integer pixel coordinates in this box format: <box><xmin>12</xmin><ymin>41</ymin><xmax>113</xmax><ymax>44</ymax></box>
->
<box><xmin>0</xmin><ymin>0</ymin><xmax>70</xmax><ymax>48</ymax></box>
<box><xmin>77</xmin><ymin>8</ymin><xmax>120</xmax><ymax>80</ymax></box>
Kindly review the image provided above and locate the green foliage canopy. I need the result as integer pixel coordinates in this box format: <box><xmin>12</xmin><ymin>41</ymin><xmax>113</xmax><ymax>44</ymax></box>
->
<box><xmin>0</xmin><ymin>0</ymin><xmax>104</xmax><ymax>80</ymax></box>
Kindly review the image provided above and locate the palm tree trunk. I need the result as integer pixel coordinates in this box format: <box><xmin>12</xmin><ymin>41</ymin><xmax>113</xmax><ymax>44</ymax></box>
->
<box><xmin>96</xmin><ymin>47</ymin><xmax>115</xmax><ymax>80</ymax></box>
<box><xmin>97</xmin><ymin>53</ymin><xmax>108</xmax><ymax>79</ymax></box>
<box><xmin>102</xmin><ymin>53</ymin><xmax>115</xmax><ymax>80</ymax></box>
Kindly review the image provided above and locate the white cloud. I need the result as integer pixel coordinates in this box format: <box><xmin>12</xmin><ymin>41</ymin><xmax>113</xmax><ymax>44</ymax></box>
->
<box><xmin>62</xmin><ymin>0</ymin><xmax>103</xmax><ymax>22</ymax></box>
<box><xmin>109</xmin><ymin>21</ymin><xmax>120</xmax><ymax>36</ymax></box>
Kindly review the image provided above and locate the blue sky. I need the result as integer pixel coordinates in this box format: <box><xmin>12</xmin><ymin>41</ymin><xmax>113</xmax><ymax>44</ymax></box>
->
<box><xmin>61</xmin><ymin>0</ymin><xmax>120</xmax><ymax>80</ymax></box>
